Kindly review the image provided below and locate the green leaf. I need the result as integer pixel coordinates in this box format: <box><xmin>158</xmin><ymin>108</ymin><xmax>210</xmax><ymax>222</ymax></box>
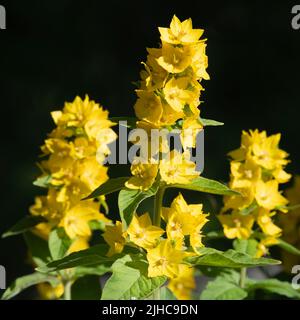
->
<box><xmin>89</xmin><ymin>220</ymin><xmax>106</xmax><ymax>231</ymax></box>
<box><xmin>33</xmin><ymin>175</ymin><xmax>52</xmax><ymax>188</ymax></box>
<box><xmin>71</xmin><ymin>275</ymin><xmax>102</xmax><ymax>300</ymax></box>
<box><xmin>159</xmin><ymin>286</ymin><xmax>177</xmax><ymax>300</ymax></box>
<box><xmin>118</xmin><ymin>179</ymin><xmax>160</xmax><ymax>227</ymax></box>
<box><xmin>24</xmin><ymin>232</ymin><xmax>52</xmax><ymax>267</ymax></box>
<box><xmin>277</xmin><ymin>239</ymin><xmax>300</xmax><ymax>256</ymax></box>
<box><xmin>186</xmin><ymin>248</ymin><xmax>280</xmax><ymax>268</ymax></box>
<box><xmin>37</xmin><ymin>244</ymin><xmax>116</xmax><ymax>273</ymax></box>
<box><xmin>205</xmin><ymin>230</ymin><xmax>225</xmax><ymax>239</ymax></box>
<box><xmin>200</xmin><ymin>277</ymin><xmax>247</xmax><ymax>300</ymax></box>
<box><xmin>2</xmin><ymin>216</ymin><xmax>47</xmax><ymax>238</ymax></box>
<box><xmin>84</xmin><ymin>177</ymin><xmax>129</xmax><ymax>200</ymax></box>
<box><xmin>246</xmin><ymin>279</ymin><xmax>300</xmax><ymax>299</ymax></box>
<box><xmin>1</xmin><ymin>273</ymin><xmax>60</xmax><ymax>300</ymax></box>
<box><xmin>199</xmin><ymin>118</ymin><xmax>224</xmax><ymax>127</ymax></box>
<box><xmin>49</xmin><ymin>228</ymin><xmax>72</xmax><ymax>260</ymax></box>
<box><xmin>239</xmin><ymin>202</ymin><xmax>258</xmax><ymax>216</ymax></box>
<box><xmin>233</xmin><ymin>239</ymin><xmax>258</xmax><ymax>257</ymax></box>
<box><xmin>74</xmin><ymin>265</ymin><xmax>110</xmax><ymax>278</ymax></box>
<box><xmin>109</xmin><ymin>117</ymin><xmax>137</xmax><ymax>129</ymax></box>
<box><xmin>276</xmin><ymin>204</ymin><xmax>300</xmax><ymax>211</ymax></box>
<box><xmin>101</xmin><ymin>255</ymin><xmax>166</xmax><ymax>300</ymax></box>
<box><xmin>170</xmin><ymin>177</ymin><xmax>239</xmax><ymax>196</ymax></box>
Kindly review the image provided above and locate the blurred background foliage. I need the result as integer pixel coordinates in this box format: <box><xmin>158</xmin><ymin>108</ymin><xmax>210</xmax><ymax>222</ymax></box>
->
<box><xmin>0</xmin><ymin>0</ymin><xmax>299</xmax><ymax>298</ymax></box>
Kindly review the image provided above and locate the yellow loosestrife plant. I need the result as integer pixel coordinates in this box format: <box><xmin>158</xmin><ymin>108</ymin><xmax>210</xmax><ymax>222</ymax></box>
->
<box><xmin>2</xmin><ymin>15</ymin><xmax>300</xmax><ymax>301</ymax></box>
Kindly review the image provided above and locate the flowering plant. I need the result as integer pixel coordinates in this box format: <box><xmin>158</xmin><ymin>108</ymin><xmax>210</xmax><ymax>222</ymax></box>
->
<box><xmin>2</xmin><ymin>15</ymin><xmax>300</xmax><ymax>300</ymax></box>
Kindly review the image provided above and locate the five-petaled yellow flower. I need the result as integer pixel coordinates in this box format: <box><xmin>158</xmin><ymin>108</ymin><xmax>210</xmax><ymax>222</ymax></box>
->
<box><xmin>127</xmin><ymin>213</ymin><xmax>164</xmax><ymax>249</ymax></box>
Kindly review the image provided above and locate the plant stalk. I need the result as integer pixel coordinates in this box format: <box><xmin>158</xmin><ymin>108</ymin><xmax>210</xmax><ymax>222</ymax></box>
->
<box><xmin>153</xmin><ymin>186</ymin><xmax>165</xmax><ymax>227</ymax></box>
<box><xmin>64</xmin><ymin>280</ymin><xmax>72</xmax><ymax>300</ymax></box>
<box><xmin>151</xmin><ymin>185</ymin><xmax>165</xmax><ymax>300</ymax></box>
<box><xmin>239</xmin><ymin>267</ymin><xmax>246</xmax><ymax>289</ymax></box>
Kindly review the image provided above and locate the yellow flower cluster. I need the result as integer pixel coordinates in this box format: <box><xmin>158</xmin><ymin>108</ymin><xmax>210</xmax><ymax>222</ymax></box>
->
<box><xmin>103</xmin><ymin>193</ymin><xmax>209</xmax><ymax>300</ymax></box>
<box><xmin>126</xmin><ymin>15</ymin><xmax>209</xmax><ymax>189</ymax></box>
<box><xmin>30</xmin><ymin>96</ymin><xmax>116</xmax><ymax>248</ymax></box>
<box><xmin>279</xmin><ymin>176</ymin><xmax>300</xmax><ymax>270</ymax></box>
<box><xmin>219</xmin><ymin>130</ymin><xmax>290</xmax><ymax>257</ymax></box>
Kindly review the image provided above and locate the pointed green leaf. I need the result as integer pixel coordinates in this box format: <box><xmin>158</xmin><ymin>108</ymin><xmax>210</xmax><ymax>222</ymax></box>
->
<box><xmin>109</xmin><ymin>117</ymin><xmax>137</xmax><ymax>129</ymax></box>
<box><xmin>170</xmin><ymin>177</ymin><xmax>239</xmax><ymax>196</ymax></box>
<box><xmin>84</xmin><ymin>177</ymin><xmax>129</xmax><ymax>200</ymax></box>
<box><xmin>277</xmin><ymin>239</ymin><xmax>300</xmax><ymax>256</ymax></box>
<box><xmin>239</xmin><ymin>202</ymin><xmax>258</xmax><ymax>216</ymax></box>
<box><xmin>159</xmin><ymin>287</ymin><xmax>177</xmax><ymax>300</ymax></box>
<box><xmin>199</xmin><ymin>118</ymin><xmax>224</xmax><ymax>127</ymax></box>
<box><xmin>118</xmin><ymin>179</ymin><xmax>160</xmax><ymax>227</ymax></box>
<box><xmin>2</xmin><ymin>216</ymin><xmax>47</xmax><ymax>238</ymax></box>
<box><xmin>233</xmin><ymin>239</ymin><xmax>258</xmax><ymax>257</ymax></box>
<box><xmin>1</xmin><ymin>273</ymin><xmax>60</xmax><ymax>300</ymax></box>
<box><xmin>49</xmin><ymin>228</ymin><xmax>72</xmax><ymax>260</ymax></box>
<box><xmin>33</xmin><ymin>175</ymin><xmax>52</xmax><ymax>188</ymax></box>
<box><xmin>74</xmin><ymin>265</ymin><xmax>110</xmax><ymax>278</ymax></box>
<box><xmin>101</xmin><ymin>255</ymin><xmax>166</xmax><ymax>300</ymax></box>
<box><xmin>186</xmin><ymin>248</ymin><xmax>280</xmax><ymax>268</ymax></box>
<box><xmin>200</xmin><ymin>277</ymin><xmax>247</xmax><ymax>300</ymax></box>
<box><xmin>37</xmin><ymin>244</ymin><xmax>120</xmax><ymax>273</ymax></box>
<box><xmin>246</xmin><ymin>279</ymin><xmax>300</xmax><ymax>299</ymax></box>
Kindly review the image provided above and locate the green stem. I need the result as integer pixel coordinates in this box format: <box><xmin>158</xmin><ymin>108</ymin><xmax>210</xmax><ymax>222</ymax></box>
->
<box><xmin>151</xmin><ymin>185</ymin><xmax>165</xmax><ymax>301</ymax></box>
<box><xmin>239</xmin><ymin>267</ymin><xmax>246</xmax><ymax>289</ymax></box>
<box><xmin>153</xmin><ymin>186</ymin><xmax>165</xmax><ymax>227</ymax></box>
<box><xmin>64</xmin><ymin>281</ymin><xmax>72</xmax><ymax>300</ymax></box>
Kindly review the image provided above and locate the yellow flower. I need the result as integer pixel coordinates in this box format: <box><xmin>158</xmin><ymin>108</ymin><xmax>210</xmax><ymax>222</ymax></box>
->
<box><xmin>51</xmin><ymin>95</ymin><xmax>114</xmax><ymax>141</ymax></box>
<box><xmin>180</xmin><ymin>117</ymin><xmax>203</xmax><ymax>149</ymax></box>
<box><xmin>125</xmin><ymin>162</ymin><xmax>158</xmax><ymax>191</ymax></box>
<box><xmin>191</xmin><ymin>42</ymin><xmax>210</xmax><ymax>80</ymax></box>
<box><xmin>134</xmin><ymin>90</ymin><xmax>163</xmax><ymax>125</ymax></box>
<box><xmin>67</xmin><ymin>237</ymin><xmax>90</xmax><ymax>254</ymax></box>
<box><xmin>157</xmin><ymin>42</ymin><xmax>196</xmax><ymax>74</ymax></box>
<box><xmin>59</xmin><ymin>201</ymin><xmax>109</xmax><ymax>239</ymax></box>
<box><xmin>219</xmin><ymin>212</ymin><xmax>254</xmax><ymax>239</ymax></box>
<box><xmin>143</xmin><ymin>48</ymin><xmax>168</xmax><ymax>89</ymax></box>
<box><xmin>223</xmin><ymin>185</ymin><xmax>255</xmax><ymax>211</ymax></box>
<box><xmin>37</xmin><ymin>283</ymin><xmax>64</xmax><ymax>300</ymax></box>
<box><xmin>229</xmin><ymin>130</ymin><xmax>290</xmax><ymax>175</ymax></box>
<box><xmin>160</xmin><ymin>101</ymin><xmax>184</xmax><ymax>125</ymax></box>
<box><xmin>147</xmin><ymin>240</ymin><xmax>187</xmax><ymax>278</ymax></box>
<box><xmin>230</xmin><ymin>159</ymin><xmax>261</xmax><ymax>188</ymax></box>
<box><xmin>76</xmin><ymin>157</ymin><xmax>108</xmax><ymax>193</ymax></box>
<box><xmin>127</xmin><ymin>213</ymin><xmax>164</xmax><ymax>249</ymax></box>
<box><xmin>251</xmin><ymin>133</ymin><xmax>289</xmax><ymax>171</ymax></box>
<box><xmin>168</xmin><ymin>265</ymin><xmax>195</xmax><ymax>300</ymax></box>
<box><xmin>256</xmin><ymin>208</ymin><xmax>282</xmax><ymax>237</ymax></box>
<box><xmin>159</xmin><ymin>15</ymin><xmax>204</xmax><ymax>45</ymax></box>
<box><xmin>103</xmin><ymin>221</ymin><xmax>127</xmax><ymax>257</ymax></box>
<box><xmin>256</xmin><ymin>236</ymin><xmax>279</xmax><ymax>258</ymax></box>
<box><xmin>159</xmin><ymin>150</ymin><xmax>199</xmax><ymax>185</ymax></box>
<box><xmin>163</xmin><ymin>193</ymin><xmax>208</xmax><ymax>251</ymax></box>
<box><xmin>30</xmin><ymin>189</ymin><xmax>68</xmax><ymax>223</ymax></box>
<box><xmin>255</xmin><ymin>180</ymin><xmax>288</xmax><ymax>211</ymax></box>
<box><xmin>190</xmin><ymin>225</ymin><xmax>205</xmax><ymax>253</ymax></box>
<box><xmin>163</xmin><ymin>77</ymin><xmax>199</xmax><ymax>113</ymax></box>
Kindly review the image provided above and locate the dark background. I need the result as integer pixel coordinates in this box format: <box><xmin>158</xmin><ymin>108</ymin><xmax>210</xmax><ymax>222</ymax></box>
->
<box><xmin>0</xmin><ymin>0</ymin><xmax>299</xmax><ymax>297</ymax></box>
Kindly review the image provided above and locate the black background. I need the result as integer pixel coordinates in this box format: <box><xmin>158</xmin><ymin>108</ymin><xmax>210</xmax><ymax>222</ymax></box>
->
<box><xmin>0</xmin><ymin>0</ymin><xmax>299</xmax><ymax>298</ymax></box>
